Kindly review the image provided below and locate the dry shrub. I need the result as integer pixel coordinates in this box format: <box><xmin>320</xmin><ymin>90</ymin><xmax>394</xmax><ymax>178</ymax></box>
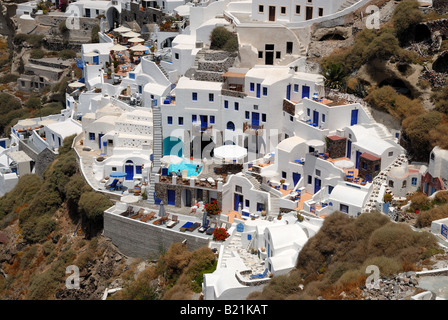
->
<box><xmin>416</xmin><ymin>204</ymin><xmax>448</xmax><ymax>228</ymax></box>
<box><xmin>254</xmin><ymin>273</ymin><xmax>303</xmax><ymax>300</ymax></box>
<box><xmin>362</xmin><ymin>256</ymin><xmax>402</xmax><ymax>276</ymax></box>
<box><xmin>409</xmin><ymin>192</ymin><xmax>432</xmax><ymax>212</ymax></box>
<box><xmin>159</xmin><ymin>242</ymin><xmax>192</xmax><ymax>281</ymax></box>
<box><xmin>434</xmin><ymin>191</ymin><xmax>448</xmax><ymax>204</ymax></box>
<box><xmin>162</xmin><ymin>284</ymin><xmax>194</xmax><ymax>300</ymax></box>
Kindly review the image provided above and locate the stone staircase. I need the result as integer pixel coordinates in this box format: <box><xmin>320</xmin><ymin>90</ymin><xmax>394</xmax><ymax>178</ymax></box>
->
<box><xmin>337</xmin><ymin>0</ymin><xmax>360</xmax><ymax>12</ymax></box>
<box><xmin>157</xmin><ymin>63</ymin><xmax>169</xmax><ymax>80</ymax></box>
<box><xmin>147</xmin><ymin>104</ymin><xmax>163</xmax><ymax>205</ymax></box>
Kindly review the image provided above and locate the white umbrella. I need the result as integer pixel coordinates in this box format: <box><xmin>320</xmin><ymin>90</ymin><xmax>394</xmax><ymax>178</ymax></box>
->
<box><xmin>214</xmin><ymin>145</ymin><xmax>247</xmax><ymax>161</ymax></box>
<box><xmin>161</xmin><ymin>155</ymin><xmax>183</xmax><ymax>165</ymax></box>
<box><xmin>68</xmin><ymin>81</ymin><xmax>85</xmax><ymax>88</ymax></box>
<box><xmin>128</xmin><ymin>37</ymin><xmax>145</xmax><ymax>43</ymax></box>
<box><xmin>109</xmin><ymin>44</ymin><xmax>128</xmax><ymax>51</ymax></box>
<box><xmin>122</xmin><ymin>31</ymin><xmax>140</xmax><ymax>38</ymax></box>
<box><xmin>334</xmin><ymin>159</ymin><xmax>355</xmax><ymax>169</ymax></box>
<box><xmin>130</xmin><ymin>44</ymin><xmax>149</xmax><ymax>52</ymax></box>
<box><xmin>114</xmin><ymin>26</ymin><xmax>131</xmax><ymax>33</ymax></box>
<box><xmin>17</xmin><ymin>119</ymin><xmax>37</xmax><ymax>128</ymax></box>
<box><xmin>120</xmin><ymin>194</ymin><xmax>139</xmax><ymax>203</ymax></box>
<box><xmin>84</xmin><ymin>51</ymin><xmax>99</xmax><ymax>57</ymax></box>
<box><xmin>260</xmin><ymin>170</ymin><xmax>278</xmax><ymax>178</ymax></box>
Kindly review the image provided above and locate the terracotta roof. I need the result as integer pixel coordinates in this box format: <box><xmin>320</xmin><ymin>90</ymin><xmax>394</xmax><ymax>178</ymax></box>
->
<box><xmin>360</xmin><ymin>152</ymin><xmax>380</xmax><ymax>161</ymax></box>
<box><xmin>222</xmin><ymin>72</ymin><xmax>246</xmax><ymax>78</ymax></box>
<box><xmin>327</xmin><ymin>135</ymin><xmax>346</xmax><ymax>141</ymax></box>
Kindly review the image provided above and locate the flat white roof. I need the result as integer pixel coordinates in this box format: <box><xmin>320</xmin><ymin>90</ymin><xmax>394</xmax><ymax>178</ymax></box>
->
<box><xmin>245</xmin><ymin>66</ymin><xmax>291</xmax><ymax>85</ymax></box>
<box><xmin>46</xmin><ymin>120</ymin><xmax>82</xmax><ymax>138</ymax></box>
<box><xmin>350</xmin><ymin>124</ymin><xmax>396</xmax><ymax>156</ymax></box>
<box><xmin>175</xmin><ymin>76</ymin><xmax>222</xmax><ymax>91</ymax></box>
<box><xmin>267</xmin><ymin>224</ymin><xmax>308</xmax><ymax>250</ymax></box>
<box><xmin>8</xmin><ymin>151</ymin><xmax>32</xmax><ymax>163</ymax></box>
<box><xmin>277</xmin><ymin>136</ymin><xmax>305</xmax><ymax>153</ymax></box>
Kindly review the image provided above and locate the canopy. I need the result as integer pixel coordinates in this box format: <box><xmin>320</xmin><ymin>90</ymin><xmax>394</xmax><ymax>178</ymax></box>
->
<box><xmin>130</xmin><ymin>44</ymin><xmax>149</xmax><ymax>52</ymax></box>
<box><xmin>110</xmin><ymin>171</ymin><xmax>127</xmax><ymax>177</ymax></box>
<box><xmin>128</xmin><ymin>37</ymin><xmax>145</xmax><ymax>43</ymax></box>
<box><xmin>214</xmin><ymin>145</ymin><xmax>247</xmax><ymax>161</ymax></box>
<box><xmin>161</xmin><ymin>155</ymin><xmax>183</xmax><ymax>165</ymax></box>
<box><xmin>68</xmin><ymin>81</ymin><xmax>85</xmax><ymax>88</ymax></box>
<box><xmin>120</xmin><ymin>194</ymin><xmax>139</xmax><ymax>204</ymax></box>
<box><xmin>122</xmin><ymin>31</ymin><xmax>140</xmax><ymax>38</ymax></box>
<box><xmin>334</xmin><ymin>159</ymin><xmax>354</xmax><ymax>169</ymax></box>
<box><xmin>109</xmin><ymin>44</ymin><xmax>128</xmax><ymax>51</ymax></box>
<box><xmin>84</xmin><ymin>51</ymin><xmax>99</xmax><ymax>57</ymax></box>
<box><xmin>113</xmin><ymin>26</ymin><xmax>131</xmax><ymax>33</ymax></box>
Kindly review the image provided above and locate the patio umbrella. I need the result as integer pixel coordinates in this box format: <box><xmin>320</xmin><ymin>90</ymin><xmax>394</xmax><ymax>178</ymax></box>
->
<box><xmin>161</xmin><ymin>155</ymin><xmax>183</xmax><ymax>165</ymax></box>
<box><xmin>334</xmin><ymin>159</ymin><xmax>354</xmax><ymax>169</ymax></box>
<box><xmin>122</xmin><ymin>31</ymin><xmax>140</xmax><ymax>38</ymax></box>
<box><xmin>110</xmin><ymin>171</ymin><xmax>127</xmax><ymax>178</ymax></box>
<box><xmin>109</xmin><ymin>43</ymin><xmax>128</xmax><ymax>52</ymax></box>
<box><xmin>113</xmin><ymin>26</ymin><xmax>131</xmax><ymax>33</ymax></box>
<box><xmin>68</xmin><ymin>81</ymin><xmax>85</xmax><ymax>88</ymax></box>
<box><xmin>120</xmin><ymin>194</ymin><xmax>139</xmax><ymax>204</ymax></box>
<box><xmin>17</xmin><ymin>119</ymin><xmax>37</xmax><ymax>128</ymax></box>
<box><xmin>159</xmin><ymin>201</ymin><xmax>166</xmax><ymax>218</ymax></box>
<box><xmin>130</xmin><ymin>44</ymin><xmax>149</xmax><ymax>52</ymax></box>
<box><xmin>213</xmin><ymin>145</ymin><xmax>247</xmax><ymax>162</ymax></box>
<box><xmin>128</xmin><ymin>37</ymin><xmax>145</xmax><ymax>43</ymax></box>
<box><xmin>84</xmin><ymin>51</ymin><xmax>99</xmax><ymax>57</ymax></box>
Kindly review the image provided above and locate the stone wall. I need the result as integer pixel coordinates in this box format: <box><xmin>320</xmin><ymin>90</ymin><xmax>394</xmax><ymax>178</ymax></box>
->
<box><xmin>120</xmin><ymin>3</ymin><xmax>162</xmax><ymax>28</ymax></box>
<box><xmin>103</xmin><ymin>211</ymin><xmax>210</xmax><ymax>258</ymax></box>
<box><xmin>327</xmin><ymin>135</ymin><xmax>346</xmax><ymax>159</ymax></box>
<box><xmin>358</xmin><ymin>154</ymin><xmax>381</xmax><ymax>182</ymax></box>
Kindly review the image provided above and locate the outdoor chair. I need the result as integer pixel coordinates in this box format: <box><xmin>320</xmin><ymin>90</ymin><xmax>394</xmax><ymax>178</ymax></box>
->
<box><xmin>106</xmin><ymin>179</ymin><xmax>119</xmax><ymax>190</ymax></box>
<box><xmin>206</xmin><ymin>223</ymin><xmax>217</xmax><ymax>235</ymax></box>
<box><xmin>198</xmin><ymin>219</ymin><xmax>210</xmax><ymax>233</ymax></box>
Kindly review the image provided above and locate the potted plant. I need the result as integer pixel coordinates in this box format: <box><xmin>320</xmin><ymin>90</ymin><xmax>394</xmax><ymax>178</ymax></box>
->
<box><xmin>205</xmin><ymin>200</ymin><xmax>221</xmax><ymax>216</ymax></box>
<box><xmin>212</xmin><ymin>227</ymin><xmax>229</xmax><ymax>241</ymax></box>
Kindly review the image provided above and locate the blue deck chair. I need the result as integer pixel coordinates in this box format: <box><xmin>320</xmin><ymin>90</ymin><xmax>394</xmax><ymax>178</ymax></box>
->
<box><xmin>106</xmin><ymin>179</ymin><xmax>118</xmax><ymax>190</ymax></box>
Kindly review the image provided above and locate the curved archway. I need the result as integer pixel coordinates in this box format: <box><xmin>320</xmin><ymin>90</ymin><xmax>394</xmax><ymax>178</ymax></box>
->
<box><xmin>319</xmin><ymin>33</ymin><xmax>346</xmax><ymax>41</ymax></box>
<box><xmin>433</xmin><ymin>52</ymin><xmax>448</xmax><ymax>74</ymax></box>
<box><xmin>226</xmin><ymin>121</ymin><xmax>235</xmax><ymax>131</ymax></box>
<box><xmin>414</xmin><ymin>24</ymin><xmax>431</xmax><ymax>43</ymax></box>
<box><xmin>106</xmin><ymin>6</ymin><xmax>120</xmax><ymax>31</ymax></box>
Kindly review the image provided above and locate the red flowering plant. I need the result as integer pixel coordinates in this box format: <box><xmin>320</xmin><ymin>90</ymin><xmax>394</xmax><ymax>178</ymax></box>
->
<box><xmin>212</xmin><ymin>227</ymin><xmax>229</xmax><ymax>241</ymax></box>
<box><xmin>205</xmin><ymin>200</ymin><xmax>221</xmax><ymax>216</ymax></box>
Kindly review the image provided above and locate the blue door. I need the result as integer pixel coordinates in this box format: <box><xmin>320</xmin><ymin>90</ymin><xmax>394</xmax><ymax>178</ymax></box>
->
<box><xmin>252</xmin><ymin>112</ymin><xmax>260</xmax><ymax>129</ymax></box>
<box><xmin>355</xmin><ymin>151</ymin><xmax>362</xmax><ymax>169</ymax></box>
<box><xmin>286</xmin><ymin>84</ymin><xmax>291</xmax><ymax>100</ymax></box>
<box><xmin>293</xmin><ymin>172</ymin><xmax>301</xmax><ymax>187</ymax></box>
<box><xmin>93</xmin><ymin>55</ymin><xmax>99</xmax><ymax>65</ymax></box>
<box><xmin>313</xmin><ymin>110</ymin><xmax>319</xmax><ymax>126</ymax></box>
<box><xmin>351</xmin><ymin>109</ymin><xmax>359</xmax><ymax>126</ymax></box>
<box><xmin>167</xmin><ymin>190</ymin><xmax>176</xmax><ymax>205</ymax></box>
<box><xmin>346</xmin><ymin>140</ymin><xmax>352</xmax><ymax>158</ymax></box>
<box><xmin>314</xmin><ymin>178</ymin><xmax>321</xmax><ymax>194</ymax></box>
<box><xmin>98</xmin><ymin>133</ymin><xmax>104</xmax><ymax>150</ymax></box>
<box><xmin>302</xmin><ymin>85</ymin><xmax>310</xmax><ymax>98</ymax></box>
<box><xmin>0</xmin><ymin>140</ymin><xmax>5</xmax><ymax>148</ymax></box>
<box><xmin>234</xmin><ymin>194</ymin><xmax>243</xmax><ymax>211</ymax></box>
<box><xmin>256</xmin><ymin>83</ymin><xmax>261</xmax><ymax>98</ymax></box>
<box><xmin>200</xmin><ymin>115</ymin><xmax>208</xmax><ymax>131</ymax></box>
<box><xmin>125</xmin><ymin>164</ymin><xmax>134</xmax><ymax>180</ymax></box>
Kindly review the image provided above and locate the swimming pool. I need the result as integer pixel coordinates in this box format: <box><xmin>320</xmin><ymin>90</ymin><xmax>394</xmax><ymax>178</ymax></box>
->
<box><xmin>168</xmin><ymin>161</ymin><xmax>202</xmax><ymax>177</ymax></box>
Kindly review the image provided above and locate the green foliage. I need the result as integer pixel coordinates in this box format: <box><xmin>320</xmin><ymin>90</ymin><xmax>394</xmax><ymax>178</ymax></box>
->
<box><xmin>210</xmin><ymin>27</ymin><xmax>238</xmax><ymax>52</ymax></box>
<box><xmin>25</xmin><ymin>96</ymin><xmax>42</xmax><ymax>109</ymax></box>
<box><xmin>29</xmin><ymin>48</ymin><xmax>45</xmax><ymax>59</ymax></box>
<box><xmin>91</xmin><ymin>25</ymin><xmax>100</xmax><ymax>43</ymax></box>
<box><xmin>58</xmin><ymin>49</ymin><xmax>77</xmax><ymax>60</ymax></box>
<box><xmin>0</xmin><ymin>73</ymin><xmax>19</xmax><ymax>84</ymax></box>
<box><xmin>393</xmin><ymin>0</ymin><xmax>424</xmax><ymax>43</ymax></box>
<box><xmin>322</xmin><ymin>62</ymin><xmax>346</xmax><ymax>90</ymax></box>
<box><xmin>78</xmin><ymin>191</ymin><xmax>112</xmax><ymax>222</ymax></box>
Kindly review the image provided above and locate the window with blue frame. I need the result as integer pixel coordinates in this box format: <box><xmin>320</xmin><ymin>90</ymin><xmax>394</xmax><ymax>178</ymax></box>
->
<box><xmin>250</xmin><ymin>82</ymin><xmax>255</xmax><ymax>91</ymax></box>
<box><xmin>308</xmin><ymin>175</ymin><xmax>312</xmax><ymax>184</ymax></box>
<box><xmin>210</xmin><ymin>115</ymin><xmax>215</xmax><ymax>124</ymax></box>
<box><xmin>136</xmin><ymin>166</ymin><xmax>142</xmax><ymax>174</ymax></box>
<box><xmin>167</xmin><ymin>116</ymin><xmax>173</xmax><ymax>124</ymax></box>
<box><xmin>282</xmin><ymin>171</ymin><xmax>287</xmax><ymax>179</ymax></box>
<box><xmin>263</xmin><ymin>87</ymin><xmax>268</xmax><ymax>96</ymax></box>
<box><xmin>224</xmin><ymin>100</ymin><xmax>228</xmax><ymax>108</ymax></box>
<box><xmin>192</xmin><ymin>92</ymin><xmax>197</xmax><ymax>101</ymax></box>
<box><xmin>307</xmin><ymin>108</ymin><xmax>310</xmax><ymax>116</ymax></box>
<box><xmin>129</xmin><ymin>73</ymin><xmax>135</xmax><ymax>79</ymax></box>
<box><xmin>262</xmin><ymin>113</ymin><xmax>266</xmax><ymax>122</ymax></box>
<box><xmin>89</xmin><ymin>132</ymin><xmax>95</xmax><ymax>140</ymax></box>
<box><xmin>412</xmin><ymin>177</ymin><xmax>417</xmax><ymax>185</ymax></box>
<box><xmin>245</xmin><ymin>199</ymin><xmax>250</xmax><ymax>207</ymax></box>
<box><xmin>322</xmin><ymin>114</ymin><xmax>326</xmax><ymax>122</ymax></box>
<box><xmin>294</xmin><ymin>84</ymin><xmax>299</xmax><ymax>92</ymax></box>
<box><xmin>178</xmin><ymin>117</ymin><xmax>184</xmax><ymax>125</ymax></box>
<box><xmin>234</xmin><ymin>102</ymin><xmax>239</xmax><ymax>110</ymax></box>
<box><xmin>245</xmin><ymin>111</ymin><xmax>250</xmax><ymax>119</ymax></box>
<box><xmin>192</xmin><ymin>115</ymin><xmax>197</xmax><ymax>122</ymax></box>
<box><xmin>209</xmin><ymin>93</ymin><xmax>214</xmax><ymax>102</ymax></box>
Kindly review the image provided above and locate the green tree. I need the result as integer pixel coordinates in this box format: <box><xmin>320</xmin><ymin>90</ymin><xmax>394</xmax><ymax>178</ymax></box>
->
<box><xmin>322</xmin><ymin>62</ymin><xmax>346</xmax><ymax>90</ymax></box>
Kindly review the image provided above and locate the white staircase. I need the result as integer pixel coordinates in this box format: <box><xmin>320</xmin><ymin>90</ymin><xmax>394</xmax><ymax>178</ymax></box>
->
<box><xmin>147</xmin><ymin>104</ymin><xmax>163</xmax><ymax>204</ymax></box>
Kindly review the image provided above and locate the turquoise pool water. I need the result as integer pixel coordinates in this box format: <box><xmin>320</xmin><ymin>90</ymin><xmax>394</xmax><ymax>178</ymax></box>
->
<box><xmin>168</xmin><ymin>161</ymin><xmax>202</xmax><ymax>177</ymax></box>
